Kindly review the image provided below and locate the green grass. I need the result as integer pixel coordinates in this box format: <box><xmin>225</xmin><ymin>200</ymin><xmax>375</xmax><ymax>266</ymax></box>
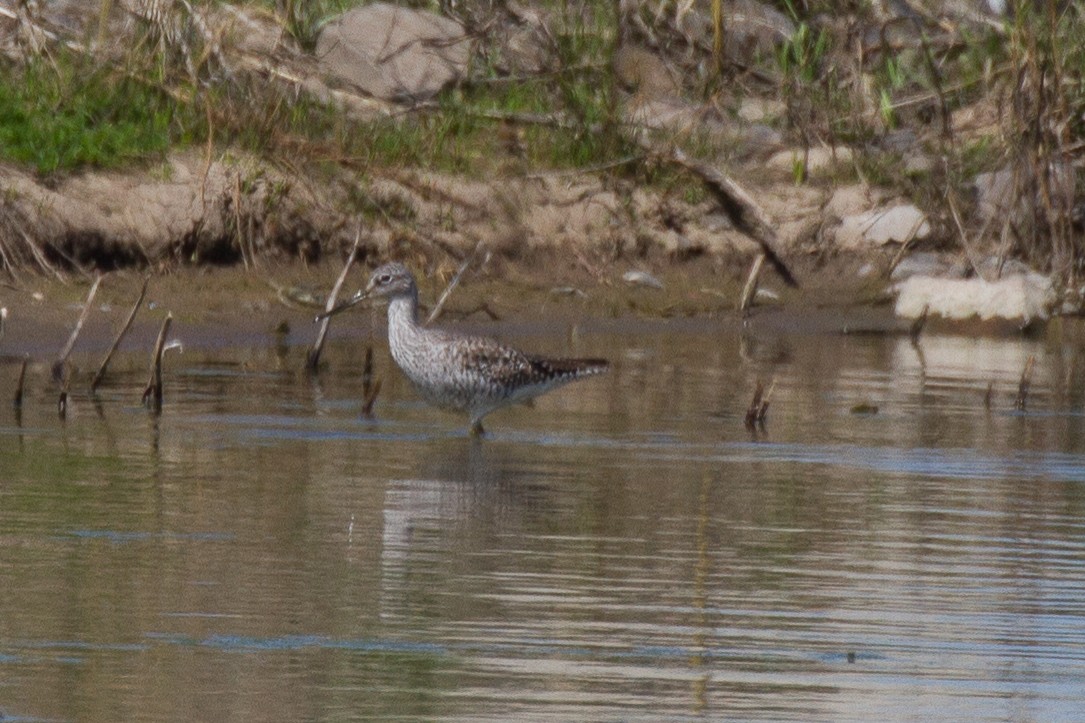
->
<box><xmin>0</xmin><ymin>57</ymin><xmax>178</xmax><ymax>173</ymax></box>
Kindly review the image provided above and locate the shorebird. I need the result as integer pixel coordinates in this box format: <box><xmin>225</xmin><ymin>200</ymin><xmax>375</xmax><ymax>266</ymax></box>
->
<box><xmin>323</xmin><ymin>262</ymin><xmax>609</xmax><ymax>435</ymax></box>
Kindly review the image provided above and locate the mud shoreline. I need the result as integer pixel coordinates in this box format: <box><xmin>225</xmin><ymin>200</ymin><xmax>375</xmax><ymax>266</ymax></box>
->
<box><xmin>0</xmin><ymin>252</ymin><xmax>900</xmax><ymax>361</ymax></box>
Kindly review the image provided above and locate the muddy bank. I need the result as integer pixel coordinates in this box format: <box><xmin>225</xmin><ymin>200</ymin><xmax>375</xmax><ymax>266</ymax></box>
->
<box><xmin>0</xmin><ymin>254</ymin><xmax>891</xmax><ymax>359</ymax></box>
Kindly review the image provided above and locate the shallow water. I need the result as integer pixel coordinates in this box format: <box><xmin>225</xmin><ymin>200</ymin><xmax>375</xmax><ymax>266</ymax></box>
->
<box><xmin>4</xmin><ymin>311</ymin><xmax>1085</xmax><ymax>721</ymax></box>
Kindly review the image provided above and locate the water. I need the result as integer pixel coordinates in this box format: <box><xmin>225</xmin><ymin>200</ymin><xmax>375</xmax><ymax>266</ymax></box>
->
<box><xmin>4</xmin><ymin>312</ymin><xmax>1085</xmax><ymax>721</ymax></box>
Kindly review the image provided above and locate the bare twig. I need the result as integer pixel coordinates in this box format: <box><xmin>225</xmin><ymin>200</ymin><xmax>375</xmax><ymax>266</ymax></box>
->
<box><xmin>738</xmin><ymin>253</ymin><xmax>766</xmax><ymax>313</ymax></box>
<box><xmin>142</xmin><ymin>314</ymin><xmax>173</xmax><ymax>413</ymax></box>
<box><xmin>1014</xmin><ymin>355</ymin><xmax>1036</xmax><ymax>411</ymax></box>
<box><xmin>946</xmin><ymin>192</ymin><xmax>986</xmax><ymax>280</ymax></box>
<box><xmin>53</xmin><ymin>275</ymin><xmax>102</xmax><ymax>382</ymax></box>
<box><xmin>307</xmin><ymin>229</ymin><xmax>362</xmax><ymax>372</ymax></box>
<box><xmin>91</xmin><ymin>276</ymin><xmax>149</xmax><ymax>393</ymax></box>
<box><xmin>426</xmin><ymin>242</ymin><xmax>484</xmax><ymax>326</ymax></box>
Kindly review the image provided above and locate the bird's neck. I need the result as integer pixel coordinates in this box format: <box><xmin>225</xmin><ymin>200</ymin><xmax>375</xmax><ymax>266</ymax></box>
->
<box><xmin>387</xmin><ymin>289</ymin><xmax>420</xmax><ymax>331</ymax></box>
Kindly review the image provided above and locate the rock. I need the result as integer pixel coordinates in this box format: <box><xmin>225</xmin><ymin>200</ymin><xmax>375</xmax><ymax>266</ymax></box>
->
<box><xmin>890</xmin><ymin>252</ymin><xmax>968</xmax><ymax>281</ymax></box>
<box><xmin>315</xmin><ymin>3</ymin><xmax>471</xmax><ymax>102</ymax></box>
<box><xmin>825</xmin><ymin>184</ymin><xmax>875</xmax><ymax>221</ymax></box>
<box><xmin>623</xmin><ymin>270</ymin><xmax>664</xmax><ymax>289</ymax></box>
<box><xmin>894</xmin><ymin>272</ymin><xmax>1056</xmax><ymax>325</ymax></box>
<box><xmin>768</xmin><ymin>146</ymin><xmax>854</xmax><ymax>175</ymax></box>
<box><xmin>972</xmin><ymin>168</ymin><xmax>1015</xmax><ymax>225</ymax></box>
<box><xmin>737</xmin><ymin>97</ymin><xmax>786</xmax><ymax>123</ymax></box>
<box><xmin>836</xmin><ymin>204</ymin><xmax>931</xmax><ymax>248</ymax></box>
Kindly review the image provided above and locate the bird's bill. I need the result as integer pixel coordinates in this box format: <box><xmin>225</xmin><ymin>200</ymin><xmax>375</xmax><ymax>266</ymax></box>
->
<box><xmin>315</xmin><ymin>289</ymin><xmax>368</xmax><ymax>321</ymax></box>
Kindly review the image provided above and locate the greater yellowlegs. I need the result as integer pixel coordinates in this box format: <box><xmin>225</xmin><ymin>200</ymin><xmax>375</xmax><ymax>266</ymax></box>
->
<box><xmin>324</xmin><ymin>262</ymin><xmax>609</xmax><ymax>434</ymax></box>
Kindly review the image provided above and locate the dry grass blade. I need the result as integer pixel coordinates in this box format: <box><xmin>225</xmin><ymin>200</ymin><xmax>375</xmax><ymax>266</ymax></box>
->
<box><xmin>91</xmin><ymin>276</ymin><xmax>149</xmax><ymax>393</ymax></box>
<box><xmin>53</xmin><ymin>275</ymin><xmax>102</xmax><ymax>383</ymax></box>
<box><xmin>307</xmin><ymin>229</ymin><xmax>362</xmax><ymax>372</ymax></box>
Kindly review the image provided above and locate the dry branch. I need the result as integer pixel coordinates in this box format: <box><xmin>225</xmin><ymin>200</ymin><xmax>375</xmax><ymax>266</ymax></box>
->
<box><xmin>307</xmin><ymin>229</ymin><xmax>362</xmax><ymax>372</ymax></box>
<box><xmin>665</xmin><ymin>147</ymin><xmax>798</xmax><ymax>287</ymax></box>
<box><xmin>91</xmin><ymin>276</ymin><xmax>149</xmax><ymax>393</ymax></box>
<box><xmin>53</xmin><ymin>275</ymin><xmax>102</xmax><ymax>382</ymax></box>
<box><xmin>142</xmin><ymin>314</ymin><xmax>173</xmax><ymax>412</ymax></box>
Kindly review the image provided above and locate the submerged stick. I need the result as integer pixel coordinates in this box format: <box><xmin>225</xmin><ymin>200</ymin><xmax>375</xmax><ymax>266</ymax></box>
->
<box><xmin>13</xmin><ymin>354</ymin><xmax>28</xmax><ymax>408</ymax></box>
<box><xmin>426</xmin><ymin>242</ymin><xmax>484</xmax><ymax>326</ymax></box>
<box><xmin>307</xmin><ymin>230</ymin><xmax>362</xmax><ymax>372</ymax></box>
<box><xmin>91</xmin><ymin>276</ymin><xmax>149</xmax><ymax>393</ymax></box>
<box><xmin>53</xmin><ymin>274</ymin><xmax>102</xmax><ymax>382</ymax></box>
<box><xmin>142</xmin><ymin>314</ymin><xmax>173</xmax><ymax>412</ymax></box>
<box><xmin>738</xmin><ymin>253</ymin><xmax>766</xmax><ymax>313</ymax></box>
<box><xmin>1014</xmin><ymin>355</ymin><xmax>1036</xmax><ymax>411</ymax></box>
<box><xmin>361</xmin><ymin>345</ymin><xmax>382</xmax><ymax>418</ymax></box>
<box><xmin>744</xmin><ymin>378</ymin><xmax>775</xmax><ymax>429</ymax></box>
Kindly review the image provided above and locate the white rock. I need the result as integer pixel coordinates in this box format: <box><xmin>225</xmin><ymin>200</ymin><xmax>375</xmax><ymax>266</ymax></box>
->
<box><xmin>837</xmin><ymin>204</ymin><xmax>930</xmax><ymax>248</ymax></box>
<box><xmin>894</xmin><ymin>273</ymin><xmax>1055</xmax><ymax>325</ymax></box>
<box><xmin>623</xmin><ymin>270</ymin><xmax>664</xmax><ymax>289</ymax></box>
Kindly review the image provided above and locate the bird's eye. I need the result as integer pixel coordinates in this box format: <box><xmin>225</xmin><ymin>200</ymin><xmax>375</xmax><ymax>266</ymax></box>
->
<box><xmin>378</xmin><ymin>274</ymin><xmax>391</xmax><ymax>284</ymax></box>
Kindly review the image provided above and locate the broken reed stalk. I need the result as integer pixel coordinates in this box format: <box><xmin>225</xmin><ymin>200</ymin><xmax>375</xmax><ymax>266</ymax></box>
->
<box><xmin>52</xmin><ymin>274</ymin><xmax>102</xmax><ymax>382</ymax></box>
<box><xmin>13</xmin><ymin>354</ymin><xmax>28</xmax><ymax>408</ymax></box>
<box><xmin>426</xmin><ymin>242</ymin><xmax>483</xmax><ymax>326</ymax></box>
<box><xmin>307</xmin><ymin>230</ymin><xmax>362</xmax><ymax>372</ymax></box>
<box><xmin>142</xmin><ymin>314</ymin><xmax>172</xmax><ymax>412</ymax></box>
<box><xmin>1014</xmin><ymin>355</ymin><xmax>1036</xmax><ymax>411</ymax></box>
<box><xmin>91</xmin><ymin>276</ymin><xmax>149</xmax><ymax>393</ymax></box>
<box><xmin>744</xmin><ymin>378</ymin><xmax>775</xmax><ymax>428</ymax></box>
<box><xmin>361</xmin><ymin>345</ymin><xmax>382</xmax><ymax>417</ymax></box>
<box><xmin>909</xmin><ymin>304</ymin><xmax>929</xmax><ymax>345</ymax></box>
<box><xmin>738</xmin><ymin>253</ymin><xmax>766</xmax><ymax>313</ymax></box>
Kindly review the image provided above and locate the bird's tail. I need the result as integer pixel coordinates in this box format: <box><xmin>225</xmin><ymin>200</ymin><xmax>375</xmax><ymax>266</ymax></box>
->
<box><xmin>534</xmin><ymin>357</ymin><xmax>610</xmax><ymax>380</ymax></box>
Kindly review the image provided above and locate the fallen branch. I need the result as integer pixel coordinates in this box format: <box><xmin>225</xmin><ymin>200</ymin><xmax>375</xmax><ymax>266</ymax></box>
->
<box><xmin>142</xmin><ymin>314</ymin><xmax>173</xmax><ymax>413</ymax></box>
<box><xmin>91</xmin><ymin>276</ymin><xmax>149</xmax><ymax>393</ymax></box>
<box><xmin>53</xmin><ymin>275</ymin><xmax>102</xmax><ymax>382</ymax></box>
<box><xmin>307</xmin><ymin>229</ymin><xmax>362</xmax><ymax>372</ymax></box>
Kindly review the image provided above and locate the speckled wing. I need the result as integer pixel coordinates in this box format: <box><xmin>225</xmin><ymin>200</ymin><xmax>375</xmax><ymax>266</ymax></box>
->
<box><xmin>448</xmin><ymin>336</ymin><xmax>608</xmax><ymax>398</ymax></box>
